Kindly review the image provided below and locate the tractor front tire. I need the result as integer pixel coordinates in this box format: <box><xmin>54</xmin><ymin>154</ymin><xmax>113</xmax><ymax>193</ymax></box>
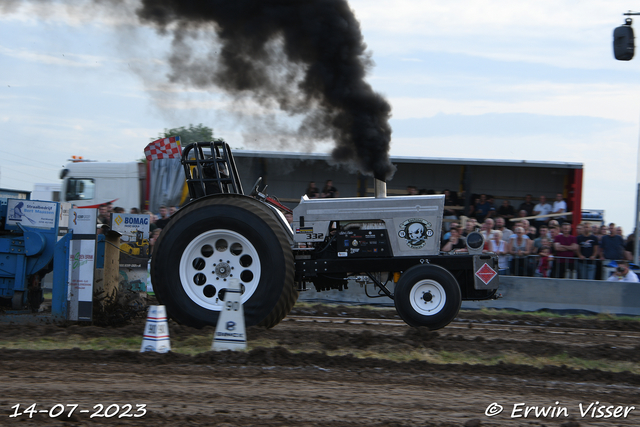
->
<box><xmin>394</xmin><ymin>264</ymin><xmax>461</xmax><ymax>330</ymax></box>
<box><xmin>151</xmin><ymin>195</ymin><xmax>297</xmax><ymax>328</ymax></box>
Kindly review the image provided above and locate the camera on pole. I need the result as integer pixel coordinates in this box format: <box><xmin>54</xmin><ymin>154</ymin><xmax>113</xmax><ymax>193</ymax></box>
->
<box><xmin>614</xmin><ymin>17</ymin><xmax>635</xmax><ymax>61</ymax></box>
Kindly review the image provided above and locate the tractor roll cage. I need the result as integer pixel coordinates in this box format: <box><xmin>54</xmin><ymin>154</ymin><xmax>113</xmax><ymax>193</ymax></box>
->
<box><xmin>182</xmin><ymin>141</ymin><xmax>244</xmax><ymax>199</ymax></box>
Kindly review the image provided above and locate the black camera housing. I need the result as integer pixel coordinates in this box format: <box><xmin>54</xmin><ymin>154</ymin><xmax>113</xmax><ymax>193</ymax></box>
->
<box><xmin>614</xmin><ymin>19</ymin><xmax>635</xmax><ymax>61</ymax></box>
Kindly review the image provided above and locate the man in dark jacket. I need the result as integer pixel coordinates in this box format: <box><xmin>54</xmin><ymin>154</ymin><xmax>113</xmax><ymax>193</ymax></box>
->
<box><xmin>601</xmin><ymin>223</ymin><xmax>625</xmax><ymax>262</ymax></box>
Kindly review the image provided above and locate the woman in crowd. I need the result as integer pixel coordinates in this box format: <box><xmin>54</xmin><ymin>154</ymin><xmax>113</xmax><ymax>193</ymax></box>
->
<box><xmin>488</xmin><ymin>230</ymin><xmax>509</xmax><ymax>275</ymax></box>
<box><xmin>507</xmin><ymin>226</ymin><xmax>532</xmax><ymax>276</ymax></box>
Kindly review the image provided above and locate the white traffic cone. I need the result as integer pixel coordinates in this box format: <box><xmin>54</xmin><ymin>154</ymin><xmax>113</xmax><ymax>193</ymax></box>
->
<box><xmin>212</xmin><ymin>278</ymin><xmax>246</xmax><ymax>351</ymax></box>
<box><xmin>140</xmin><ymin>305</ymin><xmax>171</xmax><ymax>353</ymax></box>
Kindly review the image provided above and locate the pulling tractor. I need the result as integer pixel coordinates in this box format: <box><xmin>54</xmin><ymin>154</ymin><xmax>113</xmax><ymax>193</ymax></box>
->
<box><xmin>151</xmin><ymin>142</ymin><xmax>499</xmax><ymax>330</ymax></box>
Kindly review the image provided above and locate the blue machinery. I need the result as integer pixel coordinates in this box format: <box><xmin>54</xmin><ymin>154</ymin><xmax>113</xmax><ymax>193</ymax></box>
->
<box><xmin>0</xmin><ymin>192</ymin><xmax>71</xmax><ymax>321</ymax></box>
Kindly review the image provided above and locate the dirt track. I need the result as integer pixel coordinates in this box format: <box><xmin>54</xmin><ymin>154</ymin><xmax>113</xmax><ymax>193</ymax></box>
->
<box><xmin>2</xmin><ymin>306</ymin><xmax>640</xmax><ymax>426</ymax></box>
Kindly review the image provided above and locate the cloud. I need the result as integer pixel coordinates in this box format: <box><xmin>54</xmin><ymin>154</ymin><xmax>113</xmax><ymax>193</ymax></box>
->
<box><xmin>352</xmin><ymin>0</ymin><xmax>618</xmax><ymax>32</ymax></box>
<box><xmin>350</xmin><ymin>0</ymin><xmax>640</xmax><ymax>69</ymax></box>
<box><xmin>0</xmin><ymin>0</ymin><xmax>139</xmax><ymax>27</ymax></box>
<box><xmin>0</xmin><ymin>45</ymin><xmax>105</xmax><ymax>67</ymax></box>
<box><xmin>389</xmin><ymin>80</ymin><xmax>640</xmax><ymax>122</ymax></box>
<box><xmin>391</xmin><ymin>112</ymin><xmax>628</xmax><ymax>138</ymax></box>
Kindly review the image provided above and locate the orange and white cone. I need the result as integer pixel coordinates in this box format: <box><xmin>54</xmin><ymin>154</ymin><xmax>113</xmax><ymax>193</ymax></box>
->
<box><xmin>140</xmin><ymin>305</ymin><xmax>171</xmax><ymax>353</ymax></box>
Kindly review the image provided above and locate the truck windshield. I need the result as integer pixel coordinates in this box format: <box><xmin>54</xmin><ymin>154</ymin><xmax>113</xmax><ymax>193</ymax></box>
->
<box><xmin>65</xmin><ymin>178</ymin><xmax>95</xmax><ymax>201</ymax></box>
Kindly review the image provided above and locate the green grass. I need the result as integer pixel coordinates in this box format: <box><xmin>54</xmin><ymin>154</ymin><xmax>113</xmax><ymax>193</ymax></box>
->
<box><xmin>294</xmin><ymin>301</ymin><xmax>640</xmax><ymax>322</ymax></box>
<box><xmin>0</xmin><ymin>336</ymin><xmax>142</xmax><ymax>351</ymax></box>
<box><xmin>3</xmin><ymin>334</ymin><xmax>638</xmax><ymax>375</ymax></box>
<box><xmin>320</xmin><ymin>348</ymin><xmax>640</xmax><ymax>374</ymax></box>
<box><xmin>473</xmin><ymin>307</ymin><xmax>640</xmax><ymax>322</ymax></box>
<box><xmin>0</xmin><ymin>334</ymin><xmax>215</xmax><ymax>354</ymax></box>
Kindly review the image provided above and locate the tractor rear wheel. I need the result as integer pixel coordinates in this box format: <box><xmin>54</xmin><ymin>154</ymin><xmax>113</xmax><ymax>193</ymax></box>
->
<box><xmin>151</xmin><ymin>195</ymin><xmax>297</xmax><ymax>328</ymax></box>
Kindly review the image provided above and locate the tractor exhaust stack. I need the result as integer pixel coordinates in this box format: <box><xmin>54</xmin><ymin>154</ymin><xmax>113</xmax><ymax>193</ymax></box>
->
<box><xmin>374</xmin><ymin>179</ymin><xmax>387</xmax><ymax>199</ymax></box>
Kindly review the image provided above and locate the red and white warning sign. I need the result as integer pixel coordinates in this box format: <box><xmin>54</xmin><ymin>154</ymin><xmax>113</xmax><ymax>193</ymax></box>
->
<box><xmin>475</xmin><ymin>263</ymin><xmax>497</xmax><ymax>285</ymax></box>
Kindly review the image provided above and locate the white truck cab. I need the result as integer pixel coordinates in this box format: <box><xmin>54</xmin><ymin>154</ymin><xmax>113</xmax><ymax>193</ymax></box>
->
<box><xmin>60</xmin><ymin>161</ymin><xmax>143</xmax><ymax>210</ymax></box>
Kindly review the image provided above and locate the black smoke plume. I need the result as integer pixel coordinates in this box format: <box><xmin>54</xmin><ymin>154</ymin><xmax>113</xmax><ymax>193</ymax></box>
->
<box><xmin>2</xmin><ymin>0</ymin><xmax>395</xmax><ymax>179</ymax></box>
<box><xmin>135</xmin><ymin>0</ymin><xmax>395</xmax><ymax>180</ymax></box>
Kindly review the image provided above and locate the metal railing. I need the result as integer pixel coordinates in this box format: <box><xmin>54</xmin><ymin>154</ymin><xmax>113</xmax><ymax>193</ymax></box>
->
<box><xmin>502</xmin><ymin>255</ymin><xmax>605</xmax><ymax>280</ymax></box>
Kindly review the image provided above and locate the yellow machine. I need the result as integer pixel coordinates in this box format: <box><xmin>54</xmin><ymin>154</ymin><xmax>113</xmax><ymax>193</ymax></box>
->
<box><xmin>120</xmin><ymin>230</ymin><xmax>149</xmax><ymax>257</ymax></box>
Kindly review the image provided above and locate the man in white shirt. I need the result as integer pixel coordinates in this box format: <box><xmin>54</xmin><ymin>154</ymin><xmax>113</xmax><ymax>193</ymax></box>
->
<box><xmin>552</xmin><ymin>193</ymin><xmax>567</xmax><ymax>223</ymax></box>
<box><xmin>532</xmin><ymin>195</ymin><xmax>552</xmax><ymax>227</ymax></box>
<box><xmin>607</xmin><ymin>261</ymin><xmax>639</xmax><ymax>282</ymax></box>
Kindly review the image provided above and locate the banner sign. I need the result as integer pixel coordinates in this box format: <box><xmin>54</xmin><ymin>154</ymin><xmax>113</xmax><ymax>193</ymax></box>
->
<box><xmin>6</xmin><ymin>199</ymin><xmax>57</xmax><ymax>230</ymax></box>
<box><xmin>68</xmin><ymin>208</ymin><xmax>97</xmax><ymax>321</ymax></box>
<box><xmin>111</xmin><ymin>213</ymin><xmax>151</xmax><ymax>292</ymax></box>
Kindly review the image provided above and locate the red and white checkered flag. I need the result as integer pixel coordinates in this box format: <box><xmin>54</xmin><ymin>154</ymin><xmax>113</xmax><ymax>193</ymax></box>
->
<box><xmin>144</xmin><ymin>136</ymin><xmax>182</xmax><ymax>161</ymax></box>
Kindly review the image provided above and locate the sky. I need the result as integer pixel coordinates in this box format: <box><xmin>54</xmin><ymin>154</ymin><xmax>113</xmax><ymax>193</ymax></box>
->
<box><xmin>1</xmin><ymin>0</ymin><xmax>640</xmax><ymax>232</ymax></box>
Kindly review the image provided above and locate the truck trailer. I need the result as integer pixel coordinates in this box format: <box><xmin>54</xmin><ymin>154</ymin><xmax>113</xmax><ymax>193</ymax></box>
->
<box><xmin>59</xmin><ymin>159</ymin><xmax>186</xmax><ymax>213</ymax></box>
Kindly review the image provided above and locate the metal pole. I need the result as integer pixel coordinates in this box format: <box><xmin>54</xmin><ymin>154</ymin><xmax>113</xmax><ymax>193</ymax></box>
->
<box><xmin>635</xmin><ymin>106</ymin><xmax>640</xmax><ymax>265</ymax></box>
<box><xmin>635</xmin><ymin>183</ymin><xmax>639</xmax><ymax>265</ymax></box>
<box><xmin>617</xmin><ymin>10</ymin><xmax>640</xmax><ymax>264</ymax></box>
<box><xmin>635</xmin><ymin>124</ymin><xmax>640</xmax><ymax>265</ymax></box>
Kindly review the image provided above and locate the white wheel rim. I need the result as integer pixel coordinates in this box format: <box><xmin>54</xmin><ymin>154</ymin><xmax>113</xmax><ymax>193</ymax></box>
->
<box><xmin>409</xmin><ymin>279</ymin><xmax>446</xmax><ymax>316</ymax></box>
<box><xmin>179</xmin><ymin>229</ymin><xmax>261</xmax><ymax>311</ymax></box>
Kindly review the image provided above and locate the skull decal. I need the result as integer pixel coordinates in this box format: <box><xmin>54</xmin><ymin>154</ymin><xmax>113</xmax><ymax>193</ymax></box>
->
<box><xmin>408</xmin><ymin>223</ymin><xmax>425</xmax><ymax>240</ymax></box>
<box><xmin>398</xmin><ymin>218</ymin><xmax>434</xmax><ymax>249</ymax></box>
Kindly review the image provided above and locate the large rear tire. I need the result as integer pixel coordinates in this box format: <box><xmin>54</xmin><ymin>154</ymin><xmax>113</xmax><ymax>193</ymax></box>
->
<box><xmin>394</xmin><ymin>264</ymin><xmax>461</xmax><ymax>330</ymax></box>
<box><xmin>151</xmin><ymin>195</ymin><xmax>297</xmax><ymax>328</ymax></box>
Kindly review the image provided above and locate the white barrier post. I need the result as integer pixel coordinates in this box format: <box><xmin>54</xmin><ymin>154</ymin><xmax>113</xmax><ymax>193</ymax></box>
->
<box><xmin>212</xmin><ymin>278</ymin><xmax>246</xmax><ymax>351</ymax></box>
<box><xmin>140</xmin><ymin>305</ymin><xmax>171</xmax><ymax>353</ymax></box>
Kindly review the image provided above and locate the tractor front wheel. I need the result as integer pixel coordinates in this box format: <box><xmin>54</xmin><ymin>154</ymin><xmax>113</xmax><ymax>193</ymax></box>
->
<box><xmin>394</xmin><ymin>264</ymin><xmax>461</xmax><ymax>330</ymax></box>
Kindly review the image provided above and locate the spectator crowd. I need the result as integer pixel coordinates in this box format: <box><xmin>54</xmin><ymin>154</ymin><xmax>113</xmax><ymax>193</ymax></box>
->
<box><xmin>305</xmin><ymin>180</ymin><xmax>339</xmax><ymax>199</ymax></box>
<box><xmin>434</xmin><ymin>190</ymin><xmax>638</xmax><ymax>282</ymax></box>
